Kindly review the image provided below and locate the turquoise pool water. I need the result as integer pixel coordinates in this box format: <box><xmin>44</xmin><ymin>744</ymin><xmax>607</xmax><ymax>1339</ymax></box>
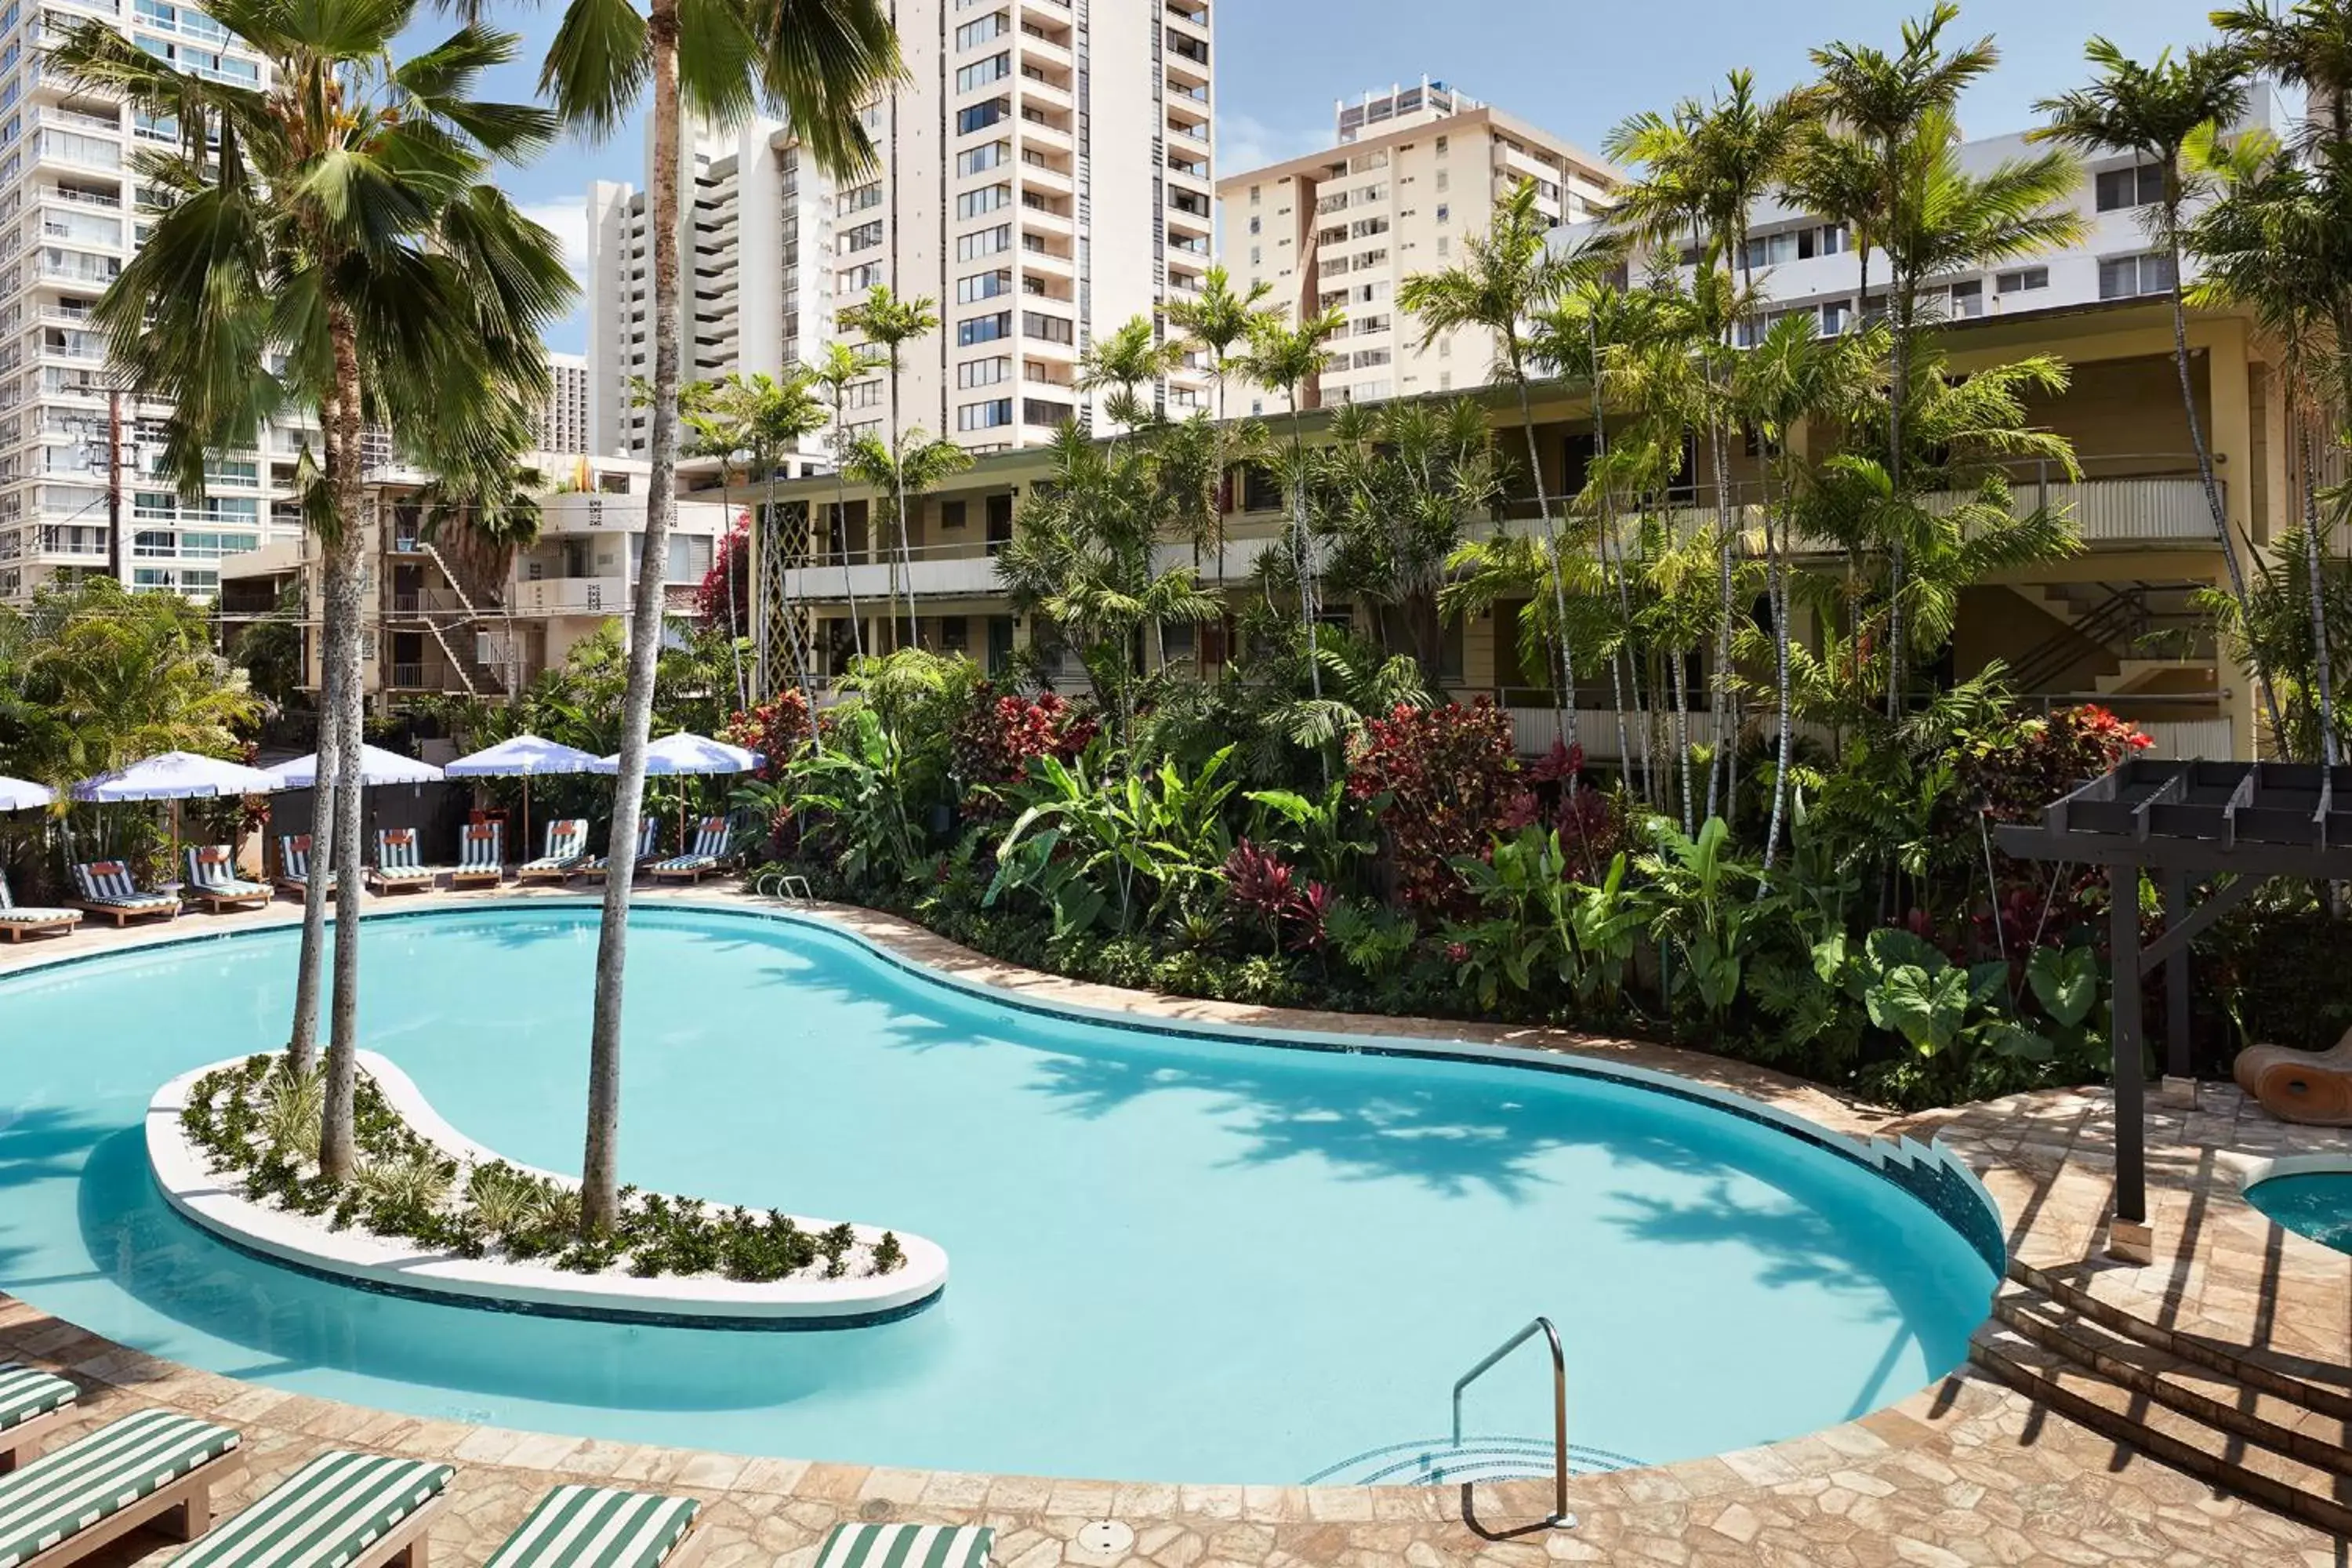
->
<box><xmin>2245</xmin><ymin>1171</ymin><xmax>2352</xmax><ymax>1255</ymax></box>
<box><xmin>0</xmin><ymin>906</ymin><xmax>1996</xmax><ymax>1483</ymax></box>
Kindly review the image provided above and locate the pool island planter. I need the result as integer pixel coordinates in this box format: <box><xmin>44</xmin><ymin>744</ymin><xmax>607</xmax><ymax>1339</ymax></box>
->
<box><xmin>145</xmin><ymin>1051</ymin><xmax>949</xmax><ymax>1328</ymax></box>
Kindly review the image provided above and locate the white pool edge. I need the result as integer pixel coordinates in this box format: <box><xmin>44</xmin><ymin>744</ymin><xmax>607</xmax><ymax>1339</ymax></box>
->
<box><xmin>147</xmin><ymin>1050</ymin><xmax>949</xmax><ymax>1325</ymax></box>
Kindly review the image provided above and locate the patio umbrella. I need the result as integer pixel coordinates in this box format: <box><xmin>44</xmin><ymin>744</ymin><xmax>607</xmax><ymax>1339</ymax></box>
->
<box><xmin>72</xmin><ymin>751</ymin><xmax>278</xmax><ymax>880</ymax></box>
<box><xmin>593</xmin><ymin>732</ymin><xmax>760</xmax><ymax>844</ymax></box>
<box><xmin>0</xmin><ymin>776</ymin><xmax>53</xmax><ymax>812</ymax></box>
<box><xmin>263</xmin><ymin>745</ymin><xmax>445</xmax><ymax>879</ymax></box>
<box><xmin>444</xmin><ymin>734</ymin><xmax>605</xmax><ymax>861</ymax></box>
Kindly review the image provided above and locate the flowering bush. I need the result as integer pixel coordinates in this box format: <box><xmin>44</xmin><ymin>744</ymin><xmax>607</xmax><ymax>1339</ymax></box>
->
<box><xmin>1501</xmin><ymin>742</ymin><xmax>1641</xmax><ymax>885</ymax></box>
<box><xmin>695</xmin><ymin>517</ymin><xmax>752</xmax><ymax>633</ymax></box>
<box><xmin>1958</xmin><ymin>703</ymin><xmax>2153</xmax><ymax>826</ymax></box>
<box><xmin>1222</xmin><ymin>839</ymin><xmax>1334</xmax><ymax>953</ymax></box>
<box><xmin>723</xmin><ymin>689</ymin><xmax>821</xmax><ymax>778</ymax></box>
<box><xmin>950</xmin><ymin>684</ymin><xmax>1100</xmax><ymax>815</ymax></box>
<box><xmin>1345</xmin><ymin>699</ymin><xmax>1520</xmax><ymax>918</ymax></box>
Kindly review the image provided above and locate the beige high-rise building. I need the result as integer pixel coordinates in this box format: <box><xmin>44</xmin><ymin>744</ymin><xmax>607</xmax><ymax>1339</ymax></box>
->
<box><xmin>1218</xmin><ymin>80</ymin><xmax>1613</xmax><ymax>409</ymax></box>
<box><xmin>588</xmin><ymin>0</ymin><xmax>1215</xmax><ymax>463</ymax></box>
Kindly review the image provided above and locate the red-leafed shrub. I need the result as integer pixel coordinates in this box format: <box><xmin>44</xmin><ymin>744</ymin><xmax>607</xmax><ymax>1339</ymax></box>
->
<box><xmin>695</xmin><ymin>515</ymin><xmax>752</xmax><ymax>633</ymax></box>
<box><xmin>1223</xmin><ymin>839</ymin><xmax>1335</xmax><ymax>953</ymax></box>
<box><xmin>1345</xmin><ymin>699</ymin><xmax>1520</xmax><ymax>920</ymax></box>
<box><xmin>1958</xmin><ymin>703</ymin><xmax>2154</xmax><ymax>826</ymax></box>
<box><xmin>723</xmin><ymin>688</ymin><xmax>820</xmax><ymax>777</ymax></box>
<box><xmin>949</xmin><ymin>684</ymin><xmax>1100</xmax><ymax>815</ymax></box>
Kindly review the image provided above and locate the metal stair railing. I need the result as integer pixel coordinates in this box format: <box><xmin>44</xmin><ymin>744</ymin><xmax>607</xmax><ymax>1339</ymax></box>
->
<box><xmin>1453</xmin><ymin>1316</ymin><xmax>1573</xmax><ymax>1529</ymax></box>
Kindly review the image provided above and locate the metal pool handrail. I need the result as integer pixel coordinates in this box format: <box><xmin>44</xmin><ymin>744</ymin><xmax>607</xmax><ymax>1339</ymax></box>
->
<box><xmin>1452</xmin><ymin>1316</ymin><xmax>1573</xmax><ymax>1528</ymax></box>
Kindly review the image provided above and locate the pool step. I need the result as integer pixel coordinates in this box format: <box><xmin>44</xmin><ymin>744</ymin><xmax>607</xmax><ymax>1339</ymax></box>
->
<box><xmin>1991</xmin><ymin>1285</ymin><xmax>2352</xmax><ymax>1475</ymax></box>
<box><xmin>1972</xmin><ymin>1318</ymin><xmax>2352</xmax><ymax>1537</ymax></box>
<box><xmin>1301</xmin><ymin>1436</ymin><xmax>1641</xmax><ymax>1489</ymax></box>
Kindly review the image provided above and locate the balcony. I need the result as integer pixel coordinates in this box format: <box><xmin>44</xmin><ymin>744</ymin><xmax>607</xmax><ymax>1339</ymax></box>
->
<box><xmin>509</xmin><ymin>573</ymin><xmax>630</xmax><ymax>615</ymax></box>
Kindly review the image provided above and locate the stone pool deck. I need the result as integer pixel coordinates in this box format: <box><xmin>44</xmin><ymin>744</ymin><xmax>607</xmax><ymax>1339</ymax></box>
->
<box><xmin>2</xmin><ymin>886</ymin><xmax>2346</xmax><ymax>1566</ymax></box>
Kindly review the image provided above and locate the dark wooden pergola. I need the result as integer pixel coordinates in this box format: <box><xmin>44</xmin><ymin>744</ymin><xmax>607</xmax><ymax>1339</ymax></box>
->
<box><xmin>1996</xmin><ymin>759</ymin><xmax>2352</xmax><ymax>1258</ymax></box>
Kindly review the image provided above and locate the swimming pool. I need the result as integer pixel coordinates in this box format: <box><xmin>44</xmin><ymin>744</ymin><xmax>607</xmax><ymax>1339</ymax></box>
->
<box><xmin>0</xmin><ymin>905</ymin><xmax>1998</xmax><ymax>1483</ymax></box>
<box><xmin>2245</xmin><ymin>1168</ymin><xmax>2352</xmax><ymax>1255</ymax></box>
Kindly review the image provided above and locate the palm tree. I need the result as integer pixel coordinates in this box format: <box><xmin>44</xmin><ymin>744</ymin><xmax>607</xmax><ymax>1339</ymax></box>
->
<box><xmin>1166</xmin><ymin>265</ymin><xmax>1278</xmax><ymax>571</ymax></box>
<box><xmin>2213</xmin><ymin>2</ymin><xmax>2352</xmax><ymax>148</ymax></box>
<box><xmin>55</xmin><ymin>0</ymin><xmax>572</xmax><ymax>1166</ymax></box>
<box><xmin>682</xmin><ymin>380</ymin><xmax>756</xmax><ymax>710</ymax></box>
<box><xmin>2033</xmin><ymin>38</ymin><xmax>2281</xmax><ymax>733</ymax></box>
<box><xmin>1076</xmin><ymin>314</ymin><xmax>1181</xmax><ymax>437</ymax></box>
<box><xmin>742</xmin><ymin>369</ymin><xmax>829</xmax><ymax>713</ymax></box>
<box><xmin>840</xmin><ymin>428</ymin><xmax>974</xmax><ymax>659</ymax></box>
<box><xmin>1399</xmin><ymin>182</ymin><xmax>1578</xmax><ymax>741</ymax></box>
<box><xmin>1237</xmin><ymin>307</ymin><xmax>1347</xmax><ymax>744</ymax></box>
<box><xmin>810</xmin><ymin>341</ymin><xmax>880</xmax><ymax>663</ymax></box>
<box><xmin>543</xmin><ymin>0</ymin><xmax>899</xmax><ymax>1233</ymax></box>
<box><xmin>840</xmin><ymin>285</ymin><xmax>939</xmax><ymax>652</ymax></box>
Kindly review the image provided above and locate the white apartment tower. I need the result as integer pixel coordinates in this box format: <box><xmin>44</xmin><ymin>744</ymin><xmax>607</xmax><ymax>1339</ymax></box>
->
<box><xmin>1218</xmin><ymin>80</ymin><xmax>1613</xmax><ymax>408</ymax></box>
<box><xmin>532</xmin><ymin>350</ymin><xmax>591</xmax><ymax>457</ymax></box>
<box><xmin>587</xmin><ymin>0</ymin><xmax>1214</xmax><ymax>462</ymax></box>
<box><xmin>0</xmin><ymin>0</ymin><xmax>307</xmax><ymax>605</ymax></box>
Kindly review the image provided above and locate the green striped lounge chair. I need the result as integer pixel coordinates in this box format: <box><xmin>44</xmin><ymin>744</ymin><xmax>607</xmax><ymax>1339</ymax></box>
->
<box><xmin>0</xmin><ymin>876</ymin><xmax>78</xmax><ymax>946</ymax></box>
<box><xmin>517</xmin><ymin>819</ymin><xmax>590</xmax><ymax>885</ymax></box>
<box><xmin>183</xmin><ymin>848</ymin><xmax>272</xmax><ymax>913</ymax></box>
<box><xmin>813</xmin><ymin>1523</ymin><xmax>993</xmax><ymax>1568</ymax></box>
<box><xmin>0</xmin><ymin>1367</ymin><xmax>76</xmax><ymax>1474</ymax></box>
<box><xmin>581</xmin><ymin>820</ymin><xmax>659</xmax><ymax>883</ymax></box>
<box><xmin>67</xmin><ymin>862</ymin><xmax>179</xmax><ymax>927</ymax></box>
<box><xmin>275</xmin><ymin>835</ymin><xmax>336</xmax><ymax>897</ymax></box>
<box><xmin>449</xmin><ymin>822</ymin><xmax>505</xmax><ymax>890</ymax></box>
<box><xmin>483</xmin><ymin>1486</ymin><xmax>702</xmax><ymax>1568</ymax></box>
<box><xmin>165</xmin><ymin>1450</ymin><xmax>449</xmax><ymax>1568</ymax></box>
<box><xmin>0</xmin><ymin>1406</ymin><xmax>241</xmax><ymax>1568</ymax></box>
<box><xmin>366</xmin><ymin>830</ymin><xmax>437</xmax><ymax>895</ymax></box>
<box><xmin>649</xmin><ymin>818</ymin><xmax>732</xmax><ymax>884</ymax></box>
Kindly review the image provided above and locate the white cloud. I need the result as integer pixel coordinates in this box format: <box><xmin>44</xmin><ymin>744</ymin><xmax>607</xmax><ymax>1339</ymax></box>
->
<box><xmin>517</xmin><ymin>195</ymin><xmax>591</xmax><ymax>291</ymax></box>
<box><xmin>1218</xmin><ymin>111</ymin><xmax>1327</xmax><ymax>176</ymax></box>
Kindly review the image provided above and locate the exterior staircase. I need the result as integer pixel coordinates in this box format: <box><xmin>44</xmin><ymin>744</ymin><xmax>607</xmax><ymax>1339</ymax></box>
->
<box><xmin>415</xmin><ymin>539</ymin><xmax>510</xmax><ymax>698</ymax></box>
<box><xmin>1971</xmin><ymin>1268</ymin><xmax>2352</xmax><ymax>1536</ymax></box>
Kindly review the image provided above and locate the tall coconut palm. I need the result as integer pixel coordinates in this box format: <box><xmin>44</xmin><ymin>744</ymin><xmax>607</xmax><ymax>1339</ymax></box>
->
<box><xmin>840</xmin><ymin>285</ymin><xmax>938</xmax><ymax>652</ymax></box>
<box><xmin>840</xmin><ymin>427</ymin><xmax>973</xmax><ymax>659</ymax></box>
<box><xmin>54</xmin><ymin>0</ymin><xmax>573</xmax><ymax>1171</ymax></box>
<box><xmin>1236</xmin><ymin>307</ymin><xmax>1347</xmax><ymax>739</ymax></box>
<box><xmin>1077</xmin><ymin>314</ymin><xmax>1181</xmax><ymax>437</ymax></box>
<box><xmin>2032</xmin><ymin>39</ymin><xmax>2282</xmax><ymax>735</ymax></box>
<box><xmin>2213</xmin><ymin>2</ymin><xmax>2352</xmax><ymax>148</ymax></box>
<box><xmin>543</xmin><ymin>0</ymin><xmax>899</xmax><ymax>1234</ymax></box>
<box><xmin>1167</xmin><ymin>265</ymin><xmax>1278</xmax><ymax>571</ymax></box>
<box><xmin>1399</xmin><ymin>181</ymin><xmax>1578</xmax><ymax>743</ymax></box>
<box><xmin>682</xmin><ymin>380</ymin><xmax>756</xmax><ymax>710</ymax></box>
<box><xmin>810</xmin><ymin>340</ymin><xmax>881</xmax><ymax>663</ymax></box>
<box><xmin>742</xmin><ymin>369</ymin><xmax>829</xmax><ymax>715</ymax></box>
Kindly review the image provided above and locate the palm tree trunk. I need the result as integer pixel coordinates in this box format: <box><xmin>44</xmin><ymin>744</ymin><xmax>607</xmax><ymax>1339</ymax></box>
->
<box><xmin>1287</xmin><ymin>402</ymin><xmax>1326</xmax><ymax>784</ymax></box>
<box><xmin>1672</xmin><ymin>639</ymin><xmax>1693</xmax><ymax>837</ymax></box>
<box><xmin>1512</xmin><ymin>369</ymin><xmax>1576</xmax><ymax>755</ymax></box>
<box><xmin>1765</xmin><ymin>496</ymin><xmax>1794</xmax><ymax>870</ymax></box>
<box><xmin>830</xmin><ymin>411</ymin><xmax>864</xmax><ymax>664</ymax></box>
<box><xmin>887</xmin><ymin>369</ymin><xmax>917</xmax><ymax>652</ymax></box>
<box><xmin>318</xmin><ymin>309</ymin><xmax>368</xmax><ymax>1182</ymax></box>
<box><xmin>2299</xmin><ymin>420</ymin><xmax>2340</xmax><ymax>765</ymax></box>
<box><xmin>583</xmin><ymin>4</ymin><xmax>683</xmax><ymax>1236</ymax></box>
<box><xmin>285</xmin><ymin>563</ymin><xmax>343</xmax><ymax>1072</ymax></box>
<box><xmin>721</xmin><ymin>479</ymin><xmax>747</xmax><ymax>711</ymax></box>
<box><xmin>1704</xmin><ymin>410</ymin><xmax>1734</xmax><ymax>822</ymax></box>
<box><xmin>1884</xmin><ymin>287</ymin><xmax>1910</xmax><ymax>723</ymax></box>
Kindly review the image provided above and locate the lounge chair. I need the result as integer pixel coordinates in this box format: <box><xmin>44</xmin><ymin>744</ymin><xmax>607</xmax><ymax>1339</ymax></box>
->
<box><xmin>2236</xmin><ymin>1025</ymin><xmax>2352</xmax><ymax>1127</ymax></box>
<box><xmin>812</xmin><ymin>1523</ymin><xmax>994</xmax><ymax>1568</ymax></box>
<box><xmin>0</xmin><ymin>1406</ymin><xmax>242</xmax><ymax>1568</ymax></box>
<box><xmin>182</xmin><ymin>847</ymin><xmax>271</xmax><ymax>913</ymax></box>
<box><xmin>517</xmin><ymin>819</ymin><xmax>589</xmax><ymax>885</ymax></box>
<box><xmin>484</xmin><ymin>1486</ymin><xmax>702</xmax><ymax>1568</ymax></box>
<box><xmin>0</xmin><ymin>876</ymin><xmax>78</xmax><ymax>946</ymax></box>
<box><xmin>648</xmin><ymin>817</ymin><xmax>734</xmax><ymax>884</ymax></box>
<box><xmin>581</xmin><ymin>819</ymin><xmax>659</xmax><ymax>883</ymax></box>
<box><xmin>165</xmin><ymin>1449</ymin><xmax>450</xmax><ymax>1568</ymax></box>
<box><xmin>274</xmin><ymin>835</ymin><xmax>336</xmax><ymax>898</ymax></box>
<box><xmin>449</xmin><ymin>823</ymin><xmax>505</xmax><ymax>890</ymax></box>
<box><xmin>67</xmin><ymin>861</ymin><xmax>180</xmax><ymax>927</ymax></box>
<box><xmin>366</xmin><ymin>830</ymin><xmax>437</xmax><ymax>895</ymax></box>
<box><xmin>0</xmin><ymin>1366</ymin><xmax>77</xmax><ymax>1475</ymax></box>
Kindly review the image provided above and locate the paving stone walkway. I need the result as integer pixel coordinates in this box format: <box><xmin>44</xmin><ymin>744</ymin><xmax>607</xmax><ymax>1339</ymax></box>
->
<box><xmin>2</xmin><ymin>887</ymin><xmax>2347</xmax><ymax>1565</ymax></box>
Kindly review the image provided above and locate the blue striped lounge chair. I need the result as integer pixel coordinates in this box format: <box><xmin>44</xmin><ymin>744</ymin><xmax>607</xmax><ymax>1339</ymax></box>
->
<box><xmin>449</xmin><ymin>822</ymin><xmax>504</xmax><ymax>890</ymax></box>
<box><xmin>183</xmin><ymin>847</ymin><xmax>271</xmax><ymax>913</ymax></box>
<box><xmin>517</xmin><ymin>819</ymin><xmax>590</xmax><ymax>885</ymax></box>
<box><xmin>0</xmin><ymin>876</ymin><xmax>78</xmax><ymax>946</ymax></box>
<box><xmin>649</xmin><ymin>817</ymin><xmax>733</xmax><ymax>884</ymax></box>
<box><xmin>0</xmin><ymin>1367</ymin><xmax>76</xmax><ymax>1475</ymax></box>
<box><xmin>0</xmin><ymin>1407</ymin><xmax>242</xmax><ymax>1568</ymax></box>
<box><xmin>483</xmin><ymin>1486</ymin><xmax>702</xmax><ymax>1568</ymax></box>
<box><xmin>582</xmin><ymin>819</ymin><xmax>659</xmax><ymax>883</ymax></box>
<box><xmin>164</xmin><ymin>1449</ymin><xmax>450</xmax><ymax>1568</ymax></box>
<box><xmin>274</xmin><ymin>835</ymin><xmax>336</xmax><ymax>898</ymax></box>
<box><xmin>366</xmin><ymin>829</ymin><xmax>437</xmax><ymax>895</ymax></box>
<box><xmin>813</xmin><ymin>1524</ymin><xmax>994</xmax><ymax>1568</ymax></box>
<box><xmin>67</xmin><ymin>861</ymin><xmax>179</xmax><ymax>927</ymax></box>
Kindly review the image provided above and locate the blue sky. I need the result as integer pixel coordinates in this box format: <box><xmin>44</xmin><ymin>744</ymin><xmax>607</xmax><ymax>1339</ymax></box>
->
<box><xmin>492</xmin><ymin>0</ymin><xmax>2240</xmax><ymax>353</ymax></box>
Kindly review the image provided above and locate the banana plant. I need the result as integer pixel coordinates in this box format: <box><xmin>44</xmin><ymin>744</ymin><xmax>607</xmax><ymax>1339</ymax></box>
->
<box><xmin>1244</xmin><ymin>778</ymin><xmax>1379</xmax><ymax>888</ymax></box>
<box><xmin>987</xmin><ymin>742</ymin><xmax>1240</xmax><ymax>931</ymax></box>
<box><xmin>1637</xmin><ymin>816</ymin><xmax>1769</xmax><ymax>1018</ymax></box>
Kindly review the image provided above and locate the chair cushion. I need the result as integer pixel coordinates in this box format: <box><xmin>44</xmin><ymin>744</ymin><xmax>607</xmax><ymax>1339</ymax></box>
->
<box><xmin>0</xmin><ymin>910</ymin><xmax>74</xmax><ymax>927</ymax></box>
<box><xmin>169</xmin><ymin>1450</ymin><xmax>451</xmax><ymax>1568</ymax></box>
<box><xmin>0</xmin><ymin>1367</ymin><xmax>74</xmax><ymax>1434</ymax></box>
<box><xmin>815</xmin><ymin>1524</ymin><xmax>994</xmax><ymax>1568</ymax></box>
<box><xmin>0</xmin><ymin>1409</ymin><xmax>240</xmax><ymax>1568</ymax></box>
<box><xmin>483</xmin><ymin>1486</ymin><xmax>699</xmax><ymax>1568</ymax></box>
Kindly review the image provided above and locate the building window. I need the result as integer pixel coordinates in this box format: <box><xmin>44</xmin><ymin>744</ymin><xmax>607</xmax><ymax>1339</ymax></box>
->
<box><xmin>956</xmin><ymin>140</ymin><xmax>1009</xmax><ymax>176</ymax></box>
<box><xmin>956</xmin><ymin>99</ymin><xmax>1008</xmax><ymax>135</ymax></box>
<box><xmin>956</xmin><ymin>397</ymin><xmax>1012</xmax><ymax>430</ymax></box>
<box><xmin>837</xmin><ymin>182</ymin><xmax>881</xmax><ymax>215</ymax></box>
<box><xmin>2098</xmin><ymin>251</ymin><xmax>2178</xmax><ymax>300</ymax></box>
<box><xmin>957</xmin><ymin>185</ymin><xmax>1011</xmax><ymax>220</ymax></box>
<box><xmin>1249</xmin><ymin>183</ymin><xmax>1261</xmax><ymax>205</ymax></box>
<box><xmin>1022</xmin><ymin>397</ymin><xmax>1073</xmax><ymax>427</ymax></box>
<box><xmin>957</xmin><ymin>312</ymin><xmax>1011</xmax><ymax>345</ymax></box>
<box><xmin>956</xmin><ymin>53</ymin><xmax>1008</xmax><ymax>92</ymax></box>
<box><xmin>956</xmin><ymin>224</ymin><xmax>1011</xmax><ymax>260</ymax></box>
<box><xmin>957</xmin><ymin>268</ymin><xmax>1011</xmax><ymax>302</ymax></box>
<box><xmin>839</xmin><ymin>220</ymin><xmax>883</xmax><ymax>252</ymax></box>
<box><xmin>1994</xmin><ymin>266</ymin><xmax>2049</xmax><ymax>296</ymax></box>
<box><xmin>1247</xmin><ymin>215</ymin><xmax>1260</xmax><ymax>234</ymax></box>
<box><xmin>2095</xmin><ymin>162</ymin><xmax>2166</xmax><ymax>212</ymax></box>
<box><xmin>1436</xmin><ymin>236</ymin><xmax>1450</xmax><ymax>258</ymax></box>
<box><xmin>1434</xmin><ymin>135</ymin><xmax>1448</xmax><ymax>157</ymax></box>
<box><xmin>1436</xmin><ymin>204</ymin><xmax>1449</xmax><ymax>224</ymax></box>
<box><xmin>1947</xmin><ymin>279</ymin><xmax>1984</xmax><ymax>319</ymax></box>
<box><xmin>956</xmin><ymin>356</ymin><xmax>1010</xmax><ymax>387</ymax></box>
<box><xmin>1022</xmin><ymin>311</ymin><xmax>1073</xmax><ymax>343</ymax></box>
<box><xmin>1250</xmin><ymin>245</ymin><xmax>1261</xmax><ymax>265</ymax></box>
<box><xmin>953</xmin><ymin>12</ymin><xmax>1006</xmax><ymax>48</ymax></box>
<box><xmin>942</xmin><ymin>499</ymin><xmax>967</xmax><ymax>530</ymax></box>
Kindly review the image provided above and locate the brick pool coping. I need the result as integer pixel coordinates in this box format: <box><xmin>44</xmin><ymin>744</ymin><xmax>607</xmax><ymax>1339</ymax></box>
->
<box><xmin>1</xmin><ymin>886</ymin><xmax>2343</xmax><ymax>1564</ymax></box>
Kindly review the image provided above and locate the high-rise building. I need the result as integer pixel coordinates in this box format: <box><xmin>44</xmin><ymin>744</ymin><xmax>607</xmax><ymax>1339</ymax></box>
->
<box><xmin>0</xmin><ymin>2</ymin><xmax>307</xmax><ymax>607</ymax></box>
<box><xmin>1217</xmin><ymin>80</ymin><xmax>1613</xmax><ymax>409</ymax></box>
<box><xmin>532</xmin><ymin>351</ymin><xmax>591</xmax><ymax>458</ymax></box>
<box><xmin>586</xmin><ymin>0</ymin><xmax>1215</xmax><ymax>463</ymax></box>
